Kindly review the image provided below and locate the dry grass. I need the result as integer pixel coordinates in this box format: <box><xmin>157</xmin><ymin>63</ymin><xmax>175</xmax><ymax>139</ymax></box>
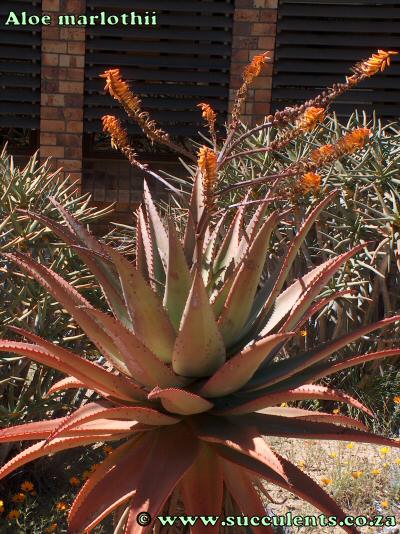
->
<box><xmin>265</xmin><ymin>438</ymin><xmax>400</xmax><ymax>533</ymax></box>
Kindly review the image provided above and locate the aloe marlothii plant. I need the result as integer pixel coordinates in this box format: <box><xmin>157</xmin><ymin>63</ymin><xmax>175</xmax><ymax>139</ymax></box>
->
<box><xmin>0</xmin><ymin>184</ymin><xmax>400</xmax><ymax>534</ymax></box>
<box><xmin>1</xmin><ymin>50</ymin><xmax>400</xmax><ymax>534</ymax></box>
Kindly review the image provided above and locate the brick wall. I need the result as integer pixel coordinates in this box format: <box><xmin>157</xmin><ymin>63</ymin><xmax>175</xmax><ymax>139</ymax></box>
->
<box><xmin>40</xmin><ymin>0</ymin><xmax>86</xmax><ymax>185</ymax></box>
<box><xmin>229</xmin><ymin>0</ymin><xmax>278</xmax><ymax>125</ymax></box>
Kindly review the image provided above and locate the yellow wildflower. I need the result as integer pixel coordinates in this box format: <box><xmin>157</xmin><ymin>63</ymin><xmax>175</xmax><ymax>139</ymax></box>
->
<box><xmin>20</xmin><ymin>481</ymin><xmax>34</xmax><ymax>493</ymax></box>
<box><xmin>297</xmin><ymin>460</ymin><xmax>305</xmax><ymax>469</ymax></box>
<box><xmin>299</xmin><ymin>330</ymin><xmax>308</xmax><ymax>337</ymax></box>
<box><xmin>371</xmin><ymin>469</ymin><xmax>381</xmax><ymax>475</ymax></box>
<box><xmin>280</xmin><ymin>402</ymin><xmax>288</xmax><ymax>407</ymax></box>
<box><xmin>379</xmin><ymin>446</ymin><xmax>390</xmax><ymax>455</ymax></box>
<box><xmin>7</xmin><ymin>509</ymin><xmax>20</xmax><ymax>520</ymax></box>
<box><xmin>0</xmin><ymin>500</ymin><xmax>4</xmax><ymax>513</ymax></box>
<box><xmin>395</xmin><ymin>458</ymin><xmax>400</xmax><ymax>465</ymax></box>
<box><xmin>45</xmin><ymin>524</ymin><xmax>57</xmax><ymax>533</ymax></box>
<box><xmin>381</xmin><ymin>500</ymin><xmax>389</xmax><ymax>509</ymax></box>
<box><xmin>301</xmin><ymin>172</ymin><xmax>322</xmax><ymax>193</ymax></box>
<box><xmin>69</xmin><ymin>476</ymin><xmax>80</xmax><ymax>487</ymax></box>
<box><xmin>12</xmin><ymin>493</ymin><xmax>25</xmax><ymax>503</ymax></box>
<box><xmin>383</xmin><ymin>462</ymin><xmax>389</xmax><ymax>468</ymax></box>
<box><xmin>321</xmin><ymin>477</ymin><xmax>332</xmax><ymax>486</ymax></box>
<box><xmin>332</xmin><ymin>408</ymin><xmax>340</xmax><ymax>415</ymax></box>
<box><xmin>351</xmin><ymin>470</ymin><xmax>363</xmax><ymax>479</ymax></box>
<box><xmin>329</xmin><ymin>452</ymin><xmax>337</xmax><ymax>459</ymax></box>
<box><xmin>56</xmin><ymin>501</ymin><xmax>68</xmax><ymax>512</ymax></box>
<box><xmin>297</xmin><ymin>107</ymin><xmax>325</xmax><ymax>132</ymax></box>
<box><xmin>243</xmin><ymin>52</ymin><xmax>270</xmax><ymax>84</ymax></box>
<box><xmin>346</xmin><ymin>443</ymin><xmax>354</xmax><ymax>449</ymax></box>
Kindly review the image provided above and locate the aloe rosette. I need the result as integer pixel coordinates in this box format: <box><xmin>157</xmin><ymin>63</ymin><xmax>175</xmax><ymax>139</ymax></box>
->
<box><xmin>0</xmin><ymin>181</ymin><xmax>400</xmax><ymax>534</ymax></box>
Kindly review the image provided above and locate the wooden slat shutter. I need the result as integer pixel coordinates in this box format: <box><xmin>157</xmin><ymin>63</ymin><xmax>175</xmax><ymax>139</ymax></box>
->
<box><xmin>84</xmin><ymin>0</ymin><xmax>234</xmax><ymax>137</ymax></box>
<box><xmin>272</xmin><ymin>0</ymin><xmax>400</xmax><ymax>118</ymax></box>
<box><xmin>0</xmin><ymin>0</ymin><xmax>41</xmax><ymax>129</ymax></box>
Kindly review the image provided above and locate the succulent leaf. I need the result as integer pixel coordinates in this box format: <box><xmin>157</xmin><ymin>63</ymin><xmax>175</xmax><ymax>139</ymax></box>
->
<box><xmin>172</xmin><ymin>270</ymin><xmax>226</xmax><ymax>377</ymax></box>
<box><xmin>148</xmin><ymin>387</ymin><xmax>213</xmax><ymax>415</ymax></box>
<box><xmin>164</xmin><ymin>219</ymin><xmax>192</xmax><ymax>331</ymax></box>
<box><xmin>198</xmin><ymin>333</ymin><xmax>294</xmax><ymax>398</ymax></box>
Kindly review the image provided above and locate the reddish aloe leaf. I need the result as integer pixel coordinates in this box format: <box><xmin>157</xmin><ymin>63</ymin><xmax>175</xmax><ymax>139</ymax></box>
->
<box><xmin>198</xmin><ymin>333</ymin><xmax>294</xmax><ymax>398</ymax></box>
<box><xmin>257</xmin><ymin>407</ymin><xmax>367</xmax><ymax>431</ymax></box>
<box><xmin>0</xmin><ymin>338</ymin><xmax>146</xmax><ymax>402</ymax></box>
<box><xmin>222</xmin><ymin>413</ymin><xmax>400</xmax><ymax>449</ymax></box>
<box><xmin>68</xmin><ymin>434</ymin><xmax>152</xmax><ymax>533</ymax></box>
<box><xmin>191</xmin><ymin>414</ymin><xmax>288</xmax><ymax>483</ymax></box>
<box><xmin>172</xmin><ymin>270</ymin><xmax>226</xmax><ymax>378</ymax></box>
<box><xmin>47</xmin><ymin>401</ymin><xmax>180</xmax><ymax>444</ymax></box>
<box><xmin>279</xmin><ymin>244</ymin><xmax>367</xmax><ymax>333</ymax></box>
<box><xmin>180</xmin><ymin>443</ymin><xmax>223</xmax><ymax>534</ymax></box>
<box><xmin>213</xmin><ymin>203</ymin><xmax>245</xmax><ymax>280</ymax></box>
<box><xmin>143</xmin><ymin>181</ymin><xmax>169</xmax><ymax>268</ymax></box>
<box><xmin>138</xmin><ymin>206</ymin><xmax>153</xmax><ymax>282</ymax></box>
<box><xmin>213</xmin><ymin>444</ymin><xmax>359</xmax><ymax>534</ymax></box>
<box><xmin>84</xmin><ymin>308</ymin><xmax>188</xmax><ymax>389</ymax></box>
<box><xmin>210</xmin><ymin>272</ymin><xmax>237</xmax><ymax>319</ymax></box>
<box><xmin>46</xmin><ymin>377</ymin><xmax>86</xmax><ymax>396</ymax></box>
<box><xmin>20</xmin><ymin>208</ymin><xmax>127</xmax><ymax>322</ymax></box>
<box><xmin>122</xmin><ymin>424</ymin><xmax>199</xmax><ymax>534</ymax></box>
<box><xmin>4</xmin><ymin>253</ymin><xmax>129</xmax><ymax>374</ymax></box>
<box><xmin>107</xmin><ymin>247</ymin><xmax>176</xmax><ymax>363</ymax></box>
<box><xmin>235</xmin><ymin>198</ymin><xmax>270</xmax><ymax>265</ymax></box>
<box><xmin>219</xmin><ymin>385</ymin><xmax>372</xmax><ymax>416</ymax></box>
<box><xmin>252</xmin><ymin>314</ymin><xmax>400</xmax><ymax>392</ymax></box>
<box><xmin>222</xmin><ymin>460</ymin><xmax>275</xmax><ymax>534</ymax></box>
<box><xmin>0</xmin><ymin>418</ymin><xmax>67</xmax><ymax>442</ymax></box>
<box><xmin>0</xmin><ymin>436</ymin><xmax>123</xmax><ymax>483</ymax></box>
<box><xmin>164</xmin><ymin>219</ymin><xmax>192</xmax><ymax>331</ymax></box>
<box><xmin>202</xmin><ymin>214</ymin><xmax>227</xmax><ymax>286</ymax></box>
<box><xmin>257</xmin><ymin>190</ymin><xmax>339</xmax><ymax>327</ymax></box>
<box><xmin>148</xmin><ymin>387</ymin><xmax>213</xmax><ymax>415</ymax></box>
<box><xmin>218</xmin><ymin>211</ymin><xmax>278</xmax><ymax>346</ymax></box>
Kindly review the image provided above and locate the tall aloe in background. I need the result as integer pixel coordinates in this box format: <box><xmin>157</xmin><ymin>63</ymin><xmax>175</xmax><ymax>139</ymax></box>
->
<box><xmin>0</xmin><ymin>50</ymin><xmax>399</xmax><ymax>533</ymax></box>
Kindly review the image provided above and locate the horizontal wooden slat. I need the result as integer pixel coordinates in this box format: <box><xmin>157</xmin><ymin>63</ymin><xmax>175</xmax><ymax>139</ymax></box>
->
<box><xmin>0</xmin><ymin>1</ymin><xmax>41</xmax><ymax>129</ymax></box>
<box><xmin>273</xmin><ymin>1</ymin><xmax>400</xmax><ymax>118</ymax></box>
<box><xmin>84</xmin><ymin>0</ymin><xmax>233</xmax><ymax>138</ymax></box>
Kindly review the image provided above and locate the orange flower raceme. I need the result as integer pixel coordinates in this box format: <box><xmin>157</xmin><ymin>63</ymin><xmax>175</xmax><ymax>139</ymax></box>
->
<box><xmin>310</xmin><ymin>144</ymin><xmax>335</xmax><ymax>166</ymax></box>
<box><xmin>243</xmin><ymin>52</ymin><xmax>270</xmax><ymax>84</ymax></box>
<box><xmin>357</xmin><ymin>50</ymin><xmax>398</xmax><ymax>77</ymax></box>
<box><xmin>198</xmin><ymin>146</ymin><xmax>218</xmax><ymax>210</ymax></box>
<box><xmin>297</xmin><ymin>107</ymin><xmax>325</xmax><ymax>132</ymax></box>
<box><xmin>101</xmin><ymin>68</ymin><xmax>141</xmax><ymax>113</ymax></box>
<box><xmin>198</xmin><ymin>103</ymin><xmax>217</xmax><ymax>131</ymax></box>
<box><xmin>301</xmin><ymin>172</ymin><xmax>322</xmax><ymax>193</ymax></box>
<box><xmin>337</xmin><ymin>128</ymin><xmax>372</xmax><ymax>153</ymax></box>
<box><xmin>102</xmin><ymin>115</ymin><xmax>130</xmax><ymax>150</ymax></box>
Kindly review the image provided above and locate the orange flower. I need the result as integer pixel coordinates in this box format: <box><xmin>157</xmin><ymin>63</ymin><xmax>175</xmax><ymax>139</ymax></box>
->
<box><xmin>351</xmin><ymin>470</ymin><xmax>363</xmax><ymax>479</ymax></box>
<box><xmin>69</xmin><ymin>476</ymin><xmax>80</xmax><ymax>487</ymax></box>
<box><xmin>310</xmin><ymin>144</ymin><xmax>335</xmax><ymax>166</ymax></box>
<box><xmin>45</xmin><ymin>524</ymin><xmax>58</xmax><ymax>533</ymax></box>
<box><xmin>56</xmin><ymin>501</ymin><xmax>68</xmax><ymax>512</ymax></box>
<box><xmin>198</xmin><ymin>103</ymin><xmax>217</xmax><ymax>130</ymax></box>
<box><xmin>0</xmin><ymin>500</ymin><xmax>4</xmax><ymax>513</ymax></box>
<box><xmin>321</xmin><ymin>477</ymin><xmax>332</xmax><ymax>486</ymax></box>
<box><xmin>20</xmin><ymin>481</ymin><xmax>34</xmax><ymax>493</ymax></box>
<box><xmin>7</xmin><ymin>509</ymin><xmax>20</xmax><ymax>520</ymax></box>
<box><xmin>337</xmin><ymin>128</ymin><xmax>371</xmax><ymax>154</ymax></box>
<box><xmin>394</xmin><ymin>396</ymin><xmax>400</xmax><ymax>404</ymax></box>
<box><xmin>299</xmin><ymin>330</ymin><xmax>308</xmax><ymax>337</ymax></box>
<box><xmin>243</xmin><ymin>52</ymin><xmax>270</xmax><ymax>84</ymax></box>
<box><xmin>297</xmin><ymin>107</ymin><xmax>325</xmax><ymax>132</ymax></box>
<box><xmin>332</xmin><ymin>408</ymin><xmax>340</xmax><ymax>415</ymax></box>
<box><xmin>360</xmin><ymin>50</ymin><xmax>398</xmax><ymax>77</ymax></box>
<box><xmin>301</xmin><ymin>172</ymin><xmax>322</xmax><ymax>193</ymax></box>
<box><xmin>12</xmin><ymin>493</ymin><xmax>25</xmax><ymax>503</ymax></box>
<box><xmin>102</xmin><ymin>115</ymin><xmax>130</xmax><ymax>150</ymax></box>
<box><xmin>381</xmin><ymin>500</ymin><xmax>389</xmax><ymax>509</ymax></box>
